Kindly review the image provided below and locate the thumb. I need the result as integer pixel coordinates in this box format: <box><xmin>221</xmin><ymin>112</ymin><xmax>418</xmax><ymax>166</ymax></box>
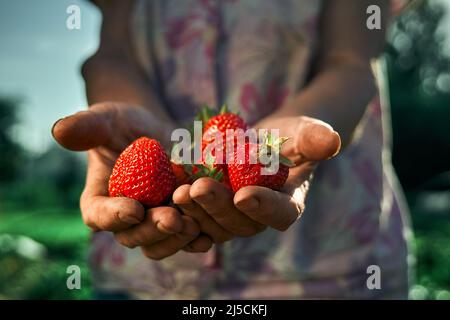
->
<box><xmin>294</xmin><ymin>118</ymin><xmax>341</xmax><ymax>162</ymax></box>
<box><xmin>52</xmin><ymin>105</ymin><xmax>112</xmax><ymax>151</ymax></box>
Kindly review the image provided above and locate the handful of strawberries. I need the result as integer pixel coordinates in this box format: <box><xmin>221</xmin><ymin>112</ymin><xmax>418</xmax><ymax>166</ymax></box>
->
<box><xmin>108</xmin><ymin>105</ymin><xmax>294</xmax><ymax>207</ymax></box>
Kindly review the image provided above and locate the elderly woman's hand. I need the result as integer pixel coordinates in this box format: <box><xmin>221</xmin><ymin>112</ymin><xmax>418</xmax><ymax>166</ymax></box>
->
<box><xmin>52</xmin><ymin>102</ymin><xmax>213</xmax><ymax>260</ymax></box>
<box><xmin>173</xmin><ymin>116</ymin><xmax>341</xmax><ymax>244</ymax></box>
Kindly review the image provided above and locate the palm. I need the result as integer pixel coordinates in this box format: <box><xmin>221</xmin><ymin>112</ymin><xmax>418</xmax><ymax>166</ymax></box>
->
<box><xmin>53</xmin><ymin>102</ymin><xmax>210</xmax><ymax>258</ymax></box>
<box><xmin>172</xmin><ymin>115</ymin><xmax>341</xmax><ymax>243</ymax></box>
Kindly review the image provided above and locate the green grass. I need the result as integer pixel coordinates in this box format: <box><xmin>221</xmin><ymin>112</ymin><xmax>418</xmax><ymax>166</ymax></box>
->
<box><xmin>0</xmin><ymin>208</ymin><xmax>92</xmax><ymax>299</ymax></box>
<box><xmin>409</xmin><ymin>211</ymin><xmax>450</xmax><ymax>299</ymax></box>
<box><xmin>1</xmin><ymin>205</ymin><xmax>449</xmax><ymax>299</ymax></box>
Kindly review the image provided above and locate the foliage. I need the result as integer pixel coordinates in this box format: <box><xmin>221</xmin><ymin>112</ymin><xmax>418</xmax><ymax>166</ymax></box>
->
<box><xmin>0</xmin><ymin>98</ymin><xmax>24</xmax><ymax>183</ymax></box>
<box><xmin>0</xmin><ymin>209</ymin><xmax>91</xmax><ymax>299</ymax></box>
<box><xmin>409</xmin><ymin>199</ymin><xmax>450</xmax><ymax>299</ymax></box>
<box><xmin>0</xmin><ymin>0</ymin><xmax>449</xmax><ymax>301</ymax></box>
<box><xmin>386</xmin><ymin>0</ymin><xmax>450</xmax><ymax>189</ymax></box>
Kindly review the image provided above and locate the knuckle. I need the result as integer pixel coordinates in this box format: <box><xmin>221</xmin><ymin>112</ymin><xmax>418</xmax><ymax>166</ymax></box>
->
<box><xmin>192</xmin><ymin>243</ymin><xmax>212</xmax><ymax>253</ymax></box>
<box><xmin>80</xmin><ymin>208</ymin><xmax>99</xmax><ymax>231</ymax></box>
<box><xmin>141</xmin><ymin>248</ymin><xmax>165</xmax><ymax>261</ymax></box>
<box><xmin>182</xmin><ymin>218</ymin><xmax>200</xmax><ymax>237</ymax></box>
<box><xmin>177</xmin><ymin>231</ymin><xmax>198</xmax><ymax>242</ymax></box>
<box><xmin>213</xmin><ymin>233</ymin><xmax>233</xmax><ymax>244</ymax></box>
<box><xmin>275</xmin><ymin>213</ymin><xmax>297</xmax><ymax>232</ymax></box>
<box><xmin>81</xmin><ymin>54</ymin><xmax>100</xmax><ymax>81</ymax></box>
<box><xmin>81</xmin><ymin>212</ymin><xmax>96</xmax><ymax>230</ymax></box>
<box><xmin>255</xmin><ymin>224</ymin><xmax>268</xmax><ymax>233</ymax></box>
<box><xmin>151</xmin><ymin>207</ymin><xmax>182</xmax><ymax>231</ymax></box>
<box><xmin>95</xmin><ymin>208</ymin><xmax>117</xmax><ymax>231</ymax></box>
<box><xmin>114</xmin><ymin>234</ymin><xmax>135</xmax><ymax>249</ymax></box>
<box><xmin>162</xmin><ymin>206</ymin><xmax>179</xmax><ymax>218</ymax></box>
<box><xmin>275</xmin><ymin>223</ymin><xmax>290</xmax><ymax>232</ymax></box>
<box><xmin>149</xmin><ymin>206</ymin><xmax>177</xmax><ymax>220</ymax></box>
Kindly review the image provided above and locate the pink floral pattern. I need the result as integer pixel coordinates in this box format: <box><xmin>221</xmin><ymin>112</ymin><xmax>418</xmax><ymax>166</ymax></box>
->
<box><xmin>240</xmin><ymin>80</ymin><xmax>289</xmax><ymax>116</ymax></box>
<box><xmin>89</xmin><ymin>0</ymin><xmax>412</xmax><ymax>299</ymax></box>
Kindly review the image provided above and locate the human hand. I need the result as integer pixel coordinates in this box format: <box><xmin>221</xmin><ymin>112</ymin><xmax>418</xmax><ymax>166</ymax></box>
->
<box><xmin>52</xmin><ymin>102</ymin><xmax>213</xmax><ymax>259</ymax></box>
<box><xmin>173</xmin><ymin>116</ymin><xmax>341</xmax><ymax>243</ymax></box>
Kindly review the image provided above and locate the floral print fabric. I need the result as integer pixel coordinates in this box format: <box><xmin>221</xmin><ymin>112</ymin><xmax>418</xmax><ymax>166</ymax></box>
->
<box><xmin>89</xmin><ymin>0</ymin><xmax>412</xmax><ymax>299</ymax></box>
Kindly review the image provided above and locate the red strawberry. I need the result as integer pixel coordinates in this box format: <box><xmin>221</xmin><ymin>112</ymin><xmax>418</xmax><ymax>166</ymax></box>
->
<box><xmin>200</xmin><ymin>105</ymin><xmax>248</xmax><ymax>163</ymax></box>
<box><xmin>227</xmin><ymin>135</ymin><xmax>293</xmax><ymax>193</ymax></box>
<box><xmin>194</xmin><ymin>105</ymin><xmax>248</xmax><ymax>186</ymax></box>
<box><xmin>109</xmin><ymin>137</ymin><xmax>176</xmax><ymax>207</ymax></box>
<box><xmin>202</xmin><ymin>115</ymin><xmax>248</xmax><ymax>152</ymax></box>
<box><xmin>171</xmin><ymin>162</ymin><xmax>192</xmax><ymax>187</ymax></box>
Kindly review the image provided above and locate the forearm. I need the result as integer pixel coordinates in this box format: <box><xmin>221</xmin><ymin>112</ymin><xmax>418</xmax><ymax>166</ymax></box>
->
<box><xmin>275</xmin><ymin>61</ymin><xmax>377</xmax><ymax>146</ymax></box>
<box><xmin>81</xmin><ymin>52</ymin><xmax>178</xmax><ymax>150</ymax></box>
<box><xmin>81</xmin><ymin>0</ymin><xmax>177</xmax><ymax>148</ymax></box>
<box><xmin>274</xmin><ymin>0</ymin><xmax>388</xmax><ymax>147</ymax></box>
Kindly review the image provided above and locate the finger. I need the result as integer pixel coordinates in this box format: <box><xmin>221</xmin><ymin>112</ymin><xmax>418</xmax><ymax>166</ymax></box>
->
<box><xmin>114</xmin><ymin>207</ymin><xmax>183</xmax><ymax>248</ymax></box>
<box><xmin>81</xmin><ymin>195</ymin><xmax>145</xmax><ymax>232</ymax></box>
<box><xmin>183</xmin><ymin>235</ymin><xmax>214</xmax><ymax>253</ymax></box>
<box><xmin>141</xmin><ymin>216</ymin><xmax>200</xmax><ymax>260</ymax></box>
<box><xmin>173</xmin><ymin>184</ymin><xmax>234</xmax><ymax>243</ymax></box>
<box><xmin>283</xmin><ymin>161</ymin><xmax>316</xmax><ymax>193</ymax></box>
<box><xmin>80</xmin><ymin>150</ymin><xmax>145</xmax><ymax>231</ymax></box>
<box><xmin>234</xmin><ymin>186</ymin><xmax>304</xmax><ymax>231</ymax></box>
<box><xmin>294</xmin><ymin>118</ymin><xmax>341</xmax><ymax>161</ymax></box>
<box><xmin>52</xmin><ymin>103</ymin><xmax>114</xmax><ymax>151</ymax></box>
<box><xmin>190</xmin><ymin>178</ymin><xmax>266</xmax><ymax>237</ymax></box>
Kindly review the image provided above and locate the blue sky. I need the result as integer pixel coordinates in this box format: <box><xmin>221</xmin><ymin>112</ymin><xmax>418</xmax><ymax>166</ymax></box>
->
<box><xmin>0</xmin><ymin>0</ymin><xmax>100</xmax><ymax>153</ymax></box>
<box><xmin>0</xmin><ymin>0</ymin><xmax>449</xmax><ymax>154</ymax></box>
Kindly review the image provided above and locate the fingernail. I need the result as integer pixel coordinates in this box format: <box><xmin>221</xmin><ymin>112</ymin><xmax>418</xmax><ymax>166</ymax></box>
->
<box><xmin>51</xmin><ymin>117</ymin><xmax>65</xmax><ymax>138</ymax></box>
<box><xmin>236</xmin><ymin>197</ymin><xmax>259</xmax><ymax>211</ymax></box>
<box><xmin>120</xmin><ymin>214</ymin><xmax>141</xmax><ymax>225</ymax></box>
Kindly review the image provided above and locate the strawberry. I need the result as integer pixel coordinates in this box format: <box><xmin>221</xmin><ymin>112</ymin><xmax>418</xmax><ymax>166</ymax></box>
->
<box><xmin>193</xmin><ymin>105</ymin><xmax>248</xmax><ymax>186</ymax></box>
<box><xmin>171</xmin><ymin>162</ymin><xmax>192</xmax><ymax>187</ymax></box>
<box><xmin>201</xmin><ymin>105</ymin><xmax>248</xmax><ymax>161</ymax></box>
<box><xmin>227</xmin><ymin>134</ymin><xmax>293</xmax><ymax>193</ymax></box>
<box><xmin>109</xmin><ymin>137</ymin><xmax>176</xmax><ymax>207</ymax></box>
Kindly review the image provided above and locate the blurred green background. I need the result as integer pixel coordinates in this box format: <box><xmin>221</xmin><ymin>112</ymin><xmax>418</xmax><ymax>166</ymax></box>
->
<box><xmin>0</xmin><ymin>0</ymin><xmax>449</xmax><ymax>299</ymax></box>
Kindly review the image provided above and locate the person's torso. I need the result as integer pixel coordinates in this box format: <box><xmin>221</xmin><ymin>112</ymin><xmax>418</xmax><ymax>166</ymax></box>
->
<box><xmin>89</xmin><ymin>0</ymin><xmax>410</xmax><ymax>299</ymax></box>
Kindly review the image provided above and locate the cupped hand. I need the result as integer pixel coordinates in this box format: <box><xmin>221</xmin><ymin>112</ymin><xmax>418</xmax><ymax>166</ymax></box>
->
<box><xmin>173</xmin><ymin>116</ymin><xmax>341</xmax><ymax>243</ymax></box>
<box><xmin>52</xmin><ymin>102</ymin><xmax>213</xmax><ymax>259</ymax></box>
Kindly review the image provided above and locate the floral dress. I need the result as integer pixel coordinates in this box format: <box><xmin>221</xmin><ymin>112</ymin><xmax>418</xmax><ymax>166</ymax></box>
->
<box><xmin>89</xmin><ymin>0</ymin><xmax>412</xmax><ymax>299</ymax></box>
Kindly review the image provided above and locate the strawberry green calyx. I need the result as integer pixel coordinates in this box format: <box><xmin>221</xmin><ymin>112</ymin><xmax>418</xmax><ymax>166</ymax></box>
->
<box><xmin>219</xmin><ymin>103</ymin><xmax>228</xmax><ymax>114</ymax></box>
<box><xmin>258</xmin><ymin>133</ymin><xmax>295</xmax><ymax>167</ymax></box>
<box><xmin>194</xmin><ymin>148</ymin><xmax>226</xmax><ymax>182</ymax></box>
<box><xmin>196</xmin><ymin>103</ymin><xmax>236</xmax><ymax>124</ymax></box>
<box><xmin>189</xmin><ymin>163</ymin><xmax>225</xmax><ymax>182</ymax></box>
<box><xmin>208</xmin><ymin>166</ymin><xmax>224</xmax><ymax>181</ymax></box>
<box><xmin>279</xmin><ymin>154</ymin><xmax>295</xmax><ymax>167</ymax></box>
<box><xmin>197</xmin><ymin>105</ymin><xmax>215</xmax><ymax>124</ymax></box>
